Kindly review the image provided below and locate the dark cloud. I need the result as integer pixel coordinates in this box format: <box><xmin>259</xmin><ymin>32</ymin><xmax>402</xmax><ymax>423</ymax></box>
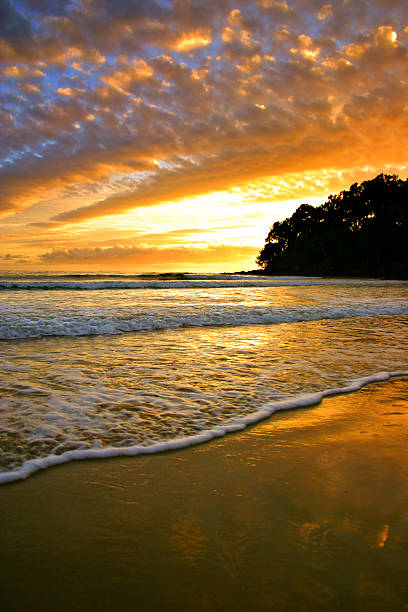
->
<box><xmin>0</xmin><ymin>0</ymin><xmax>32</xmax><ymax>41</ymax></box>
<box><xmin>20</xmin><ymin>0</ymin><xmax>72</xmax><ymax>17</ymax></box>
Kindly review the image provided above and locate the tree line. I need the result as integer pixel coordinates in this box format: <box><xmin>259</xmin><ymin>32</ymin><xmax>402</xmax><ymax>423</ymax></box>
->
<box><xmin>256</xmin><ymin>173</ymin><xmax>408</xmax><ymax>279</ymax></box>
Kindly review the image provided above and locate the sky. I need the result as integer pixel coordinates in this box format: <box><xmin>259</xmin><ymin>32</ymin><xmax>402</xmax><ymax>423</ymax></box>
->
<box><xmin>1</xmin><ymin>0</ymin><xmax>408</xmax><ymax>272</ymax></box>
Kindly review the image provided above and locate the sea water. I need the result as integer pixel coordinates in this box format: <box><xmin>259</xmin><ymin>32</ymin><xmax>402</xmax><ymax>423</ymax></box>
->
<box><xmin>0</xmin><ymin>272</ymin><xmax>407</xmax><ymax>484</ymax></box>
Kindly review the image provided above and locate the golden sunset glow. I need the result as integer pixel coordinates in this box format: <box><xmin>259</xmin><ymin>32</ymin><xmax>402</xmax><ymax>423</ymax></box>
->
<box><xmin>1</xmin><ymin>0</ymin><xmax>408</xmax><ymax>271</ymax></box>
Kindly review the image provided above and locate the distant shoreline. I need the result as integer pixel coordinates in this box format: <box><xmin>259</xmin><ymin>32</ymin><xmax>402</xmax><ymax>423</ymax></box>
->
<box><xmin>231</xmin><ymin>269</ymin><xmax>408</xmax><ymax>280</ymax></box>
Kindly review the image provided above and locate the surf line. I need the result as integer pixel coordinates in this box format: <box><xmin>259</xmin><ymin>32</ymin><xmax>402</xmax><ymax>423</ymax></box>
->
<box><xmin>1</xmin><ymin>370</ymin><xmax>407</xmax><ymax>486</ymax></box>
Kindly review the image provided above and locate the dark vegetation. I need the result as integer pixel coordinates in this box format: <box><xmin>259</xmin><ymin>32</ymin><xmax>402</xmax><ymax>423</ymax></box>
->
<box><xmin>256</xmin><ymin>174</ymin><xmax>408</xmax><ymax>279</ymax></box>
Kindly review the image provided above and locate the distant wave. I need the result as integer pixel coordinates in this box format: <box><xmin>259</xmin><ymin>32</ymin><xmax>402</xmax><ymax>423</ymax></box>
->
<box><xmin>1</xmin><ymin>370</ymin><xmax>407</xmax><ymax>485</ymax></box>
<box><xmin>1</xmin><ymin>304</ymin><xmax>407</xmax><ymax>339</ymax></box>
<box><xmin>0</xmin><ymin>272</ymin><xmax>191</xmax><ymax>282</ymax></box>
<box><xmin>0</xmin><ymin>276</ymin><xmax>406</xmax><ymax>291</ymax></box>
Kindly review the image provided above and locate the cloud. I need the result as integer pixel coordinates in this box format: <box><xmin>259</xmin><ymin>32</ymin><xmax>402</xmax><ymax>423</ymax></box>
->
<box><xmin>345</xmin><ymin>25</ymin><xmax>407</xmax><ymax>66</ymax></box>
<box><xmin>173</xmin><ymin>31</ymin><xmax>212</xmax><ymax>52</ymax></box>
<box><xmin>1</xmin><ymin>252</ymin><xmax>26</xmax><ymax>260</ymax></box>
<box><xmin>40</xmin><ymin>243</ymin><xmax>258</xmax><ymax>265</ymax></box>
<box><xmin>0</xmin><ymin>0</ymin><xmax>32</xmax><ymax>42</ymax></box>
<box><xmin>1</xmin><ymin>0</ymin><xmax>408</xmax><ymax>232</ymax></box>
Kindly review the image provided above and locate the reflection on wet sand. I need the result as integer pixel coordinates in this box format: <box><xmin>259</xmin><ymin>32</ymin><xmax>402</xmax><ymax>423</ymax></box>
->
<box><xmin>1</xmin><ymin>379</ymin><xmax>408</xmax><ymax>611</ymax></box>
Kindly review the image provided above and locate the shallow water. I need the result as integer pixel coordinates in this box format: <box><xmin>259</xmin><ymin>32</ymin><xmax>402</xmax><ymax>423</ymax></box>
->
<box><xmin>1</xmin><ymin>273</ymin><xmax>407</xmax><ymax>482</ymax></box>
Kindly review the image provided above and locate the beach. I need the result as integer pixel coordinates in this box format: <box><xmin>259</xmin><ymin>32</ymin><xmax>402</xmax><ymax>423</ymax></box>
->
<box><xmin>2</xmin><ymin>0</ymin><xmax>408</xmax><ymax>608</ymax></box>
<box><xmin>1</xmin><ymin>377</ymin><xmax>408</xmax><ymax>611</ymax></box>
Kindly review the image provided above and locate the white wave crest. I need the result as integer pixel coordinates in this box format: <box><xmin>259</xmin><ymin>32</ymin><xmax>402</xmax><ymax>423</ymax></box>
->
<box><xmin>1</xmin><ymin>371</ymin><xmax>406</xmax><ymax>485</ymax></box>
<box><xmin>1</xmin><ymin>303</ymin><xmax>408</xmax><ymax>339</ymax></box>
<box><xmin>1</xmin><ymin>277</ymin><xmax>406</xmax><ymax>291</ymax></box>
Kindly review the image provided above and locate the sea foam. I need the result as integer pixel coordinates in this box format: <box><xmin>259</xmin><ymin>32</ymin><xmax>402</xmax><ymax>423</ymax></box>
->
<box><xmin>0</xmin><ymin>276</ymin><xmax>406</xmax><ymax>291</ymax></box>
<box><xmin>1</xmin><ymin>302</ymin><xmax>408</xmax><ymax>340</ymax></box>
<box><xmin>0</xmin><ymin>371</ymin><xmax>406</xmax><ymax>485</ymax></box>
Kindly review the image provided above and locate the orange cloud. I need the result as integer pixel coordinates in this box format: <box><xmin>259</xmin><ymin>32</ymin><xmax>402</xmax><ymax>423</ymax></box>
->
<box><xmin>1</xmin><ymin>0</ymin><xmax>408</xmax><ymax>253</ymax></box>
<box><xmin>174</xmin><ymin>31</ymin><xmax>212</xmax><ymax>52</ymax></box>
<box><xmin>100</xmin><ymin>58</ymin><xmax>154</xmax><ymax>92</ymax></box>
<box><xmin>40</xmin><ymin>244</ymin><xmax>258</xmax><ymax>266</ymax></box>
<box><xmin>345</xmin><ymin>25</ymin><xmax>406</xmax><ymax>65</ymax></box>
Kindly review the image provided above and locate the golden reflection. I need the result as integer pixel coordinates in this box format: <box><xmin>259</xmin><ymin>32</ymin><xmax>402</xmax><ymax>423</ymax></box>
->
<box><xmin>376</xmin><ymin>524</ymin><xmax>390</xmax><ymax>548</ymax></box>
<box><xmin>298</xmin><ymin>522</ymin><xmax>322</xmax><ymax>550</ymax></box>
<box><xmin>168</xmin><ymin>515</ymin><xmax>208</xmax><ymax>563</ymax></box>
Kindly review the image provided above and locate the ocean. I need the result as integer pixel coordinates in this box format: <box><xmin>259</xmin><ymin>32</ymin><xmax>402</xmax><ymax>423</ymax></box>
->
<box><xmin>1</xmin><ymin>272</ymin><xmax>407</xmax><ymax>484</ymax></box>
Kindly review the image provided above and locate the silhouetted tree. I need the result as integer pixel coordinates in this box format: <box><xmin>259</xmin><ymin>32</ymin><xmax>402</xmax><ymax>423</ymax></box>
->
<box><xmin>256</xmin><ymin>174</ymin><xmax>408</xmax><ymax>278</ymax></box>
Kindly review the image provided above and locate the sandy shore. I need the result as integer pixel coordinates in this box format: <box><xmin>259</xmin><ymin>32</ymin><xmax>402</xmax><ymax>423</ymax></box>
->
<box><xmin>1</xmin><ymin>378</ymin><xmax>408</xmax><ymax>611</ymax></box>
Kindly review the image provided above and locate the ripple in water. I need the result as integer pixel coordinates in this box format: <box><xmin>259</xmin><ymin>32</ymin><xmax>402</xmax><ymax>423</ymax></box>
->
<box><xmin>0</xmin><ymin>315</ymin><xmax>407</xmax><ymax>483</ymax></box>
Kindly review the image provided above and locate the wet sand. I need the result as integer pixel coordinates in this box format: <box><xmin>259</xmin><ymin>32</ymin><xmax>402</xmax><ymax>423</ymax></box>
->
<box><xmin>1</xmin><ymin>378</ymin><xmax>408</xmax><ymax>612</ymax></box>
